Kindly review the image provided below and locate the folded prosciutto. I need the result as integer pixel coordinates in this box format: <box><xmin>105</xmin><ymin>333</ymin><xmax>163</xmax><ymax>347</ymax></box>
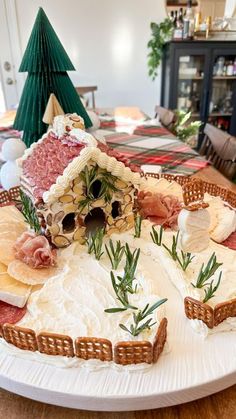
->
<box><xmin>14</xmin><ymin>231</ymin><xmax>57</xmax><ymax>269</ymax></box>
<box><xmin>137</xmin><ymin>191</ymin><xmax>181</xmax><ymax>228</ymax></box>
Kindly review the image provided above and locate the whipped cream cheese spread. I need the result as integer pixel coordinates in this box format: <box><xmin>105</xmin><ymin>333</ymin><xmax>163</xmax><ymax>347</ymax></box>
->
<box><xmin>18</xmin><ymin>241</ymin><xmax>165</xmax><ymax>344</ymax></box>
<box><xmin>1</xmin><ymin>217</ymin><xmax>236</xmax><ymax>367</ymax></box>
<box><xmin>110</xmin><ymin>221</ymin><xmax>236</xmax><ymax>337</ymax></box>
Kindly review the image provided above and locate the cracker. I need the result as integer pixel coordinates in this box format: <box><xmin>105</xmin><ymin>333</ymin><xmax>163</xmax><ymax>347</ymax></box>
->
<box><xmin>7</xmin><ymin>259</ymin><xmax>60</xmax><ymax>285</ymax></box>
<box><xmin>153</xmin><ymin>317</ymin><xmax>168</xmax><ymax>363</ymax></box>
<box><xmin>184</xmin><ymin>296</ymin><xmax>214</xmax><ymax>329</ymax></box>
<box><xmin>37</xmin><ymin>332</ymin><xmax>74</xmax><ymax>357</ymax></box>
<box><xmin>2</xmin><ymin>323</ymin><xmax>38</xmax><ymax>351</ymax></box>
<box><xmin>114</xmin><ymin>340</ymin><xmax>153</xmax><ymax>365</ymax></box>
<box><xmin>0</xmin><ymin>239</ymin><xmax>16</xmax><ymax>266</ymax></box>
<box><xmin>214</xmin><ymin>298</ymin><xmax>236</xmax><ymax>326</ymax></box>
<box><xmin>75</xmin><ymin>337</ymin><xmax>112</xmax><ymax>361</ymax></box>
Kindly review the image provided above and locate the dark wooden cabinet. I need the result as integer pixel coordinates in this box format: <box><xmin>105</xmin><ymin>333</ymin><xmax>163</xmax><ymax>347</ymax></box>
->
<box><xmin>161</xmin><ymin>40</ymin><xmax>236</xmax><ymax>145</ymax></box>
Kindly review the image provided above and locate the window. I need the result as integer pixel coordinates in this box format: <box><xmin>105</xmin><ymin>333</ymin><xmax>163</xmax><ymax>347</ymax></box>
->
<box><xmin>111</xmin><ymin>201</ymin><xmax>121</xmax><ymax>219</ymax></box>
<box><xmin>62</xmin><ymin>213</ymin><xmax>76</xmax><ymax>233</ymax></box>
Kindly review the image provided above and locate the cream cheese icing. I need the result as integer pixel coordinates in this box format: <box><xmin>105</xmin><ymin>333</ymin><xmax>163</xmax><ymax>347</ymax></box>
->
<box><xmin>1</xmin><ymin>219</ymin><xmax>236</xmax><ymax>368</ymax></box>
<box><xmin>18</xmin><ymin>238</ymin><xmax>165</xmax><ymax>344</ymax></box>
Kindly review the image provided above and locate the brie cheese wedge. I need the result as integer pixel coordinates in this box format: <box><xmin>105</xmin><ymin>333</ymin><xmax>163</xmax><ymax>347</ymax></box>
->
<box><xmin>0</xmin><ymin>262</ymin><xmax>31</xmax><ymax>307</ymax></box>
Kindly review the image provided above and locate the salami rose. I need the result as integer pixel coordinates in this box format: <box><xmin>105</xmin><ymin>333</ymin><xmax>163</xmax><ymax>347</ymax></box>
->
<box><xmin>14</xmin><ymin>232</ymin><xmax>57</xmax><ymax>269</ymax></box>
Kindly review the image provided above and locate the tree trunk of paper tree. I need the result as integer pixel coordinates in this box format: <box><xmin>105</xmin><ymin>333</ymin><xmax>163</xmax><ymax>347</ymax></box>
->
<box><xmin>13</xmin><ymin>7</ymin><xmax>92</xmax><ymax>147</ymax></box>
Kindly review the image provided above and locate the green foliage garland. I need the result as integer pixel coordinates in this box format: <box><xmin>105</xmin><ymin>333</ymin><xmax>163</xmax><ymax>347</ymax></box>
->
<box><xmin>147</xmin><ymin>18</ymin><xmax>174</xmax><ymax>81</ymax></box>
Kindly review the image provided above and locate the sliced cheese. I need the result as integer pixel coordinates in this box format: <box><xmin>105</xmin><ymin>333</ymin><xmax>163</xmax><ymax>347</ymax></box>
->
<box><xmin>0</xmin><ymin>271</ymin><xmax>31</xmax><ymax>308</ymax></box>
<box><xmin>0</xmin><ymin>206</ymin><xmax>25</xmax><ymax>224</ymax></box>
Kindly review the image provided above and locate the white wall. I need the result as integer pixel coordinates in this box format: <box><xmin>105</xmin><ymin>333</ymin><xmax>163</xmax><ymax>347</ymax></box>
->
<box><xmin>15</xmin><ymin>0</ymin><xmax>167</xmax><ymax>116</ymax></box>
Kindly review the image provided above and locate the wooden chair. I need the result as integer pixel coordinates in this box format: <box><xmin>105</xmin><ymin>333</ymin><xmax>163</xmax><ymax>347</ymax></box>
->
<box><xmin>75</xmin><ymin>86</ymin><xmax>97</xmax><ymax>108</ymax></box>
<box><xmin>154</xmin><ymin>105</ymin><xmax>176</xmax><ymax>129</ymax></box>
<box><xmin>199</xmin><ymin>123</ymin><xmax>236</xmax><ymax>180</ymax></box>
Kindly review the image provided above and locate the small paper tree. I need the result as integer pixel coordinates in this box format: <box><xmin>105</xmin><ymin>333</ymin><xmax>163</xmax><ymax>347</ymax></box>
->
<box><xmin>13</xmin><ymin>7</ymin><xmax>92</xmax><ymax>147</ymax></box>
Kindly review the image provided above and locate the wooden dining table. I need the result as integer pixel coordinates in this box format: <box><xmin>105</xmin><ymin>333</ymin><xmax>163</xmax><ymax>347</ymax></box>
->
<box><xmin>0</xmin><ymin>109</ymin><xmax>235</xmax><ymax>418</ymax></box>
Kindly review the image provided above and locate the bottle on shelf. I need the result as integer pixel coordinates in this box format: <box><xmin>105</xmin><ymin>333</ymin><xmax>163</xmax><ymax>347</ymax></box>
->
<box><xmin>169</xmin><ymin>10</ymin><xmax>174</xmax><ymax>23</ymax></box>
<box><xmin>173</xmin><ymin>9</ymin><xmax>183</xmax><ymax>40</ymax></box>
<box><xmin>185</xmin><ymin>0</ymin><xmax>195</xmax><ymax>39</ymax></box>
<box><xmin>226</xmin><ymin>61</ymin><xmax>234</xmax><ymax>76</ymax></box>
<box><xmin>216</xmin><ymin>57</ymin><xmax>225</xmax><ymax>76</ymax></box>
<box><xmin>233</xmin><ymin>58</ymin><xmax>236</xmax><ymax>75</ymax></box>
<box><xmin>194</xmin><ymin>11</ymin><xmax>202</xmax><ymax>32</ymax></box>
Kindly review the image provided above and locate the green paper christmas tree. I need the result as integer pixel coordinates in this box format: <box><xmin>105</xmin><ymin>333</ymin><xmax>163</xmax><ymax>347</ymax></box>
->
<box><xmin>13</xmin><ymin>7</ymin><xmax>92</xmax><ymax>147</ymax></box>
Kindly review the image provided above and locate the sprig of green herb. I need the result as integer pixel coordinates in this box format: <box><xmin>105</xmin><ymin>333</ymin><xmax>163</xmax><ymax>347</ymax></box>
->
<box><xmin>86</xmin><ymin>227</ymin><xmax>105</xmax><ymax>260</ymax></box>
<box><xmin>119</xmin><ymin>299</ymin><xmax>167</xmax><ymax>337</ymax></box>
<box><xmin>162</xmin><ymin>231</ymin><xmax>179</xmax><ymax>261</ymax></box>
<box><xmin>203</xmin><ymin>272</ymin><xmax>222</xmax><ymax>304</ymax></box>
<box><xmin>192</xmin><ymin>252</ymin><xmax>223</xmax><ymax>289</ymax></box>
<box><xmin>124</xmin><ymin>244</ymin><xmax>140</xmax><ymax>288</ymax></box>
<box><xmin>162</xmin><ymin>231</ymin><xmax>194</xmax><ymax>271</ymax></box>
<box><xmin>19</xmin><ymin>190</ymin><xmax>41</xmax><ymax>233</ymax></box>
<box><xmin>134</xmin><ymin>215</ymin><xmax>142</xmax><ymax>238</ymax></box>
<box><xmin>78</xmin><ymin>165</ymin><xmax>119</xmax><ymax>212</ymax></box>
<box><xmin>105</xmin><ymin>239</ymin><xmax>125</xmax><ymax>270</ymax></box>
<box><xmin>177</xmin><ymin>250</ymin><xmax>195</xmax><ymax>272</ymax></box>
<box><xmin>105</xmin><ymin>244</ymin><xmax>140</xmax><ymax>313</ymax></box>
<box><xmin>104</xmin><ymin>271</ymin><xmax>138</xmax><ymax>313</ymax></box>
<box><xmin>150</xmin><ymin>225</ymin><xmax>163</xmax><ymax>246</ymax></box>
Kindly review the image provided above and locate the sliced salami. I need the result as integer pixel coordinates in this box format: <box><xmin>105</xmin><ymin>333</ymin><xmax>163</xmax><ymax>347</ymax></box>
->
<box><xmin>221</xmin><ymin>232</ymin><xmax>236</xmax><ymax>250</ymax></box>
<box><xmin>0</xmin><ymin>301</ymin><xmax>27</xmax><ymax>325</ymax></box>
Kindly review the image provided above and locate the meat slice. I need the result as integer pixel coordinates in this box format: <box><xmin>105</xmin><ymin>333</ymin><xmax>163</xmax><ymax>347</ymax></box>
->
<box><xmin>0</xmin><ymin>301</ymin><xmax>27</xmax><ymax>325</ymax></box>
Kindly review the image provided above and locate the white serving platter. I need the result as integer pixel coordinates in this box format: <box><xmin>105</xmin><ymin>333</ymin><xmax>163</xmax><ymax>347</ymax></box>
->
<box><xmin>0</xmin><ymin>269</ymin><xmax>235</xmax><ymax>411</ymax></box>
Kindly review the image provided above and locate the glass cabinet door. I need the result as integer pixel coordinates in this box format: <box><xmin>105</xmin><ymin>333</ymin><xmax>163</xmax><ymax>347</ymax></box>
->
<box><xmin>177</xmin><ymin>54</ymin><xmax>205</xmax><ymax>117</ymax></box>
<box><xmin>208</xmin><ymin>54</ymin><xmax>236</xmax><ymax>131</ymax></box>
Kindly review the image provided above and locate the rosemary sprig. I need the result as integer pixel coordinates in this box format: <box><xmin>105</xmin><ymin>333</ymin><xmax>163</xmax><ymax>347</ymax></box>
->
<box><xmin>104</xmin><ymin>271</ymin><xmax>138</xmax><ymax>313</ymax></box>
<box><xmin>177</xmin><ymin>250</ymin><xmax>195</xmax><ymax>272</ymax></box>
<box><xmin>202</xmin><ymin>272</ymin><xmax>222</xmax><ymax>303</ymax></box>
<box><xmin>162</xmin><ymin>231</ymin><xmax>194</xmax><ymax>271</ymax></box>
<box><xmin>86</xmin><ymin>227</ymin><xmax>105</xmax><ymax>260</ymax></box>
<box><xmin>104</xmin><ymin>244</ymin><xmax>140</xmax><ymax>313</ymax></box>
<box><xmin>134</xmin><ymin>215</ymin><xmax>142</xmax><ymax>238</ymax></box>
<box><xmin>124</xmin><ymin>244</ymin><xmax>140</xmax><ymax>290</ymax></box>
<box><xmin>98</xmin><ymin>171</ymin><xmax>119</xmax><ymax>203</ymax></box>
<box><xmin>105</xmin><ymin>239</ymin><xmax>125</xmax><ymax>270</ymax></box>
<box><xmin>192</xmin><ymin>252</ymin><xmax>223</xmax><ymax>288</ymax></box>
<box><xmin>78</xmin><ymin>165</ymin><xmax>119</xmax><ymax>212</ymax></box>
<box><xmin>150</xmin><ymin>225</ymin><xmax>163</xmax><ymax>246</ymax></box>
<box><xmin>119</xmin><ymin>298</ymin><xmax>167</xmax><ymax>337</ymax></box>
<box><xmin>19</xmin><ymin>190</ymin><xmax>41</xmax><ymax>233</ymax></box>
<box><xmin>162</xmin><ymin>231</ymin><xmax>179</xmax><ymax>261</ymax></box>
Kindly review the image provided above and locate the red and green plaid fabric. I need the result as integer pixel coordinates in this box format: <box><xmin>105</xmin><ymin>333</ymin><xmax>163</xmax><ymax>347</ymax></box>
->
<box><xmin>104</xmin><ymin>131</ymin><xmax>209</xmax><ymax>176</ymax></box>
<box><xmin>0</xmin><ymin>123</ymin><xmax>209</xmax><ymax>176</ymax></box>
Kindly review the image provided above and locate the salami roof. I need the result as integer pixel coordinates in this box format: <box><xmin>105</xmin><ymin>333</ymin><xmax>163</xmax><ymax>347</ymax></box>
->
<box><xmin>21</xmin><ymin>130</ymin><xmax>142</xmax><ymax>204</ymax></box>
<box><xmin>22</xmin><ymin>132</ymin><xmax>85</xmax><ymax>201</ymax></box>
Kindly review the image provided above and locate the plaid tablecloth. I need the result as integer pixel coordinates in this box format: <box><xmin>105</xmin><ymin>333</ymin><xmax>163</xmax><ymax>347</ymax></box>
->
<box><xmin>102</xmin><ymin>131</ymin><xmax>209</xmax><ymax>176</ymax></box>
<box><xmin>0</xmin><ymin>121</ymin><xmax>209</xmax><ymax>176</ymax></box>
